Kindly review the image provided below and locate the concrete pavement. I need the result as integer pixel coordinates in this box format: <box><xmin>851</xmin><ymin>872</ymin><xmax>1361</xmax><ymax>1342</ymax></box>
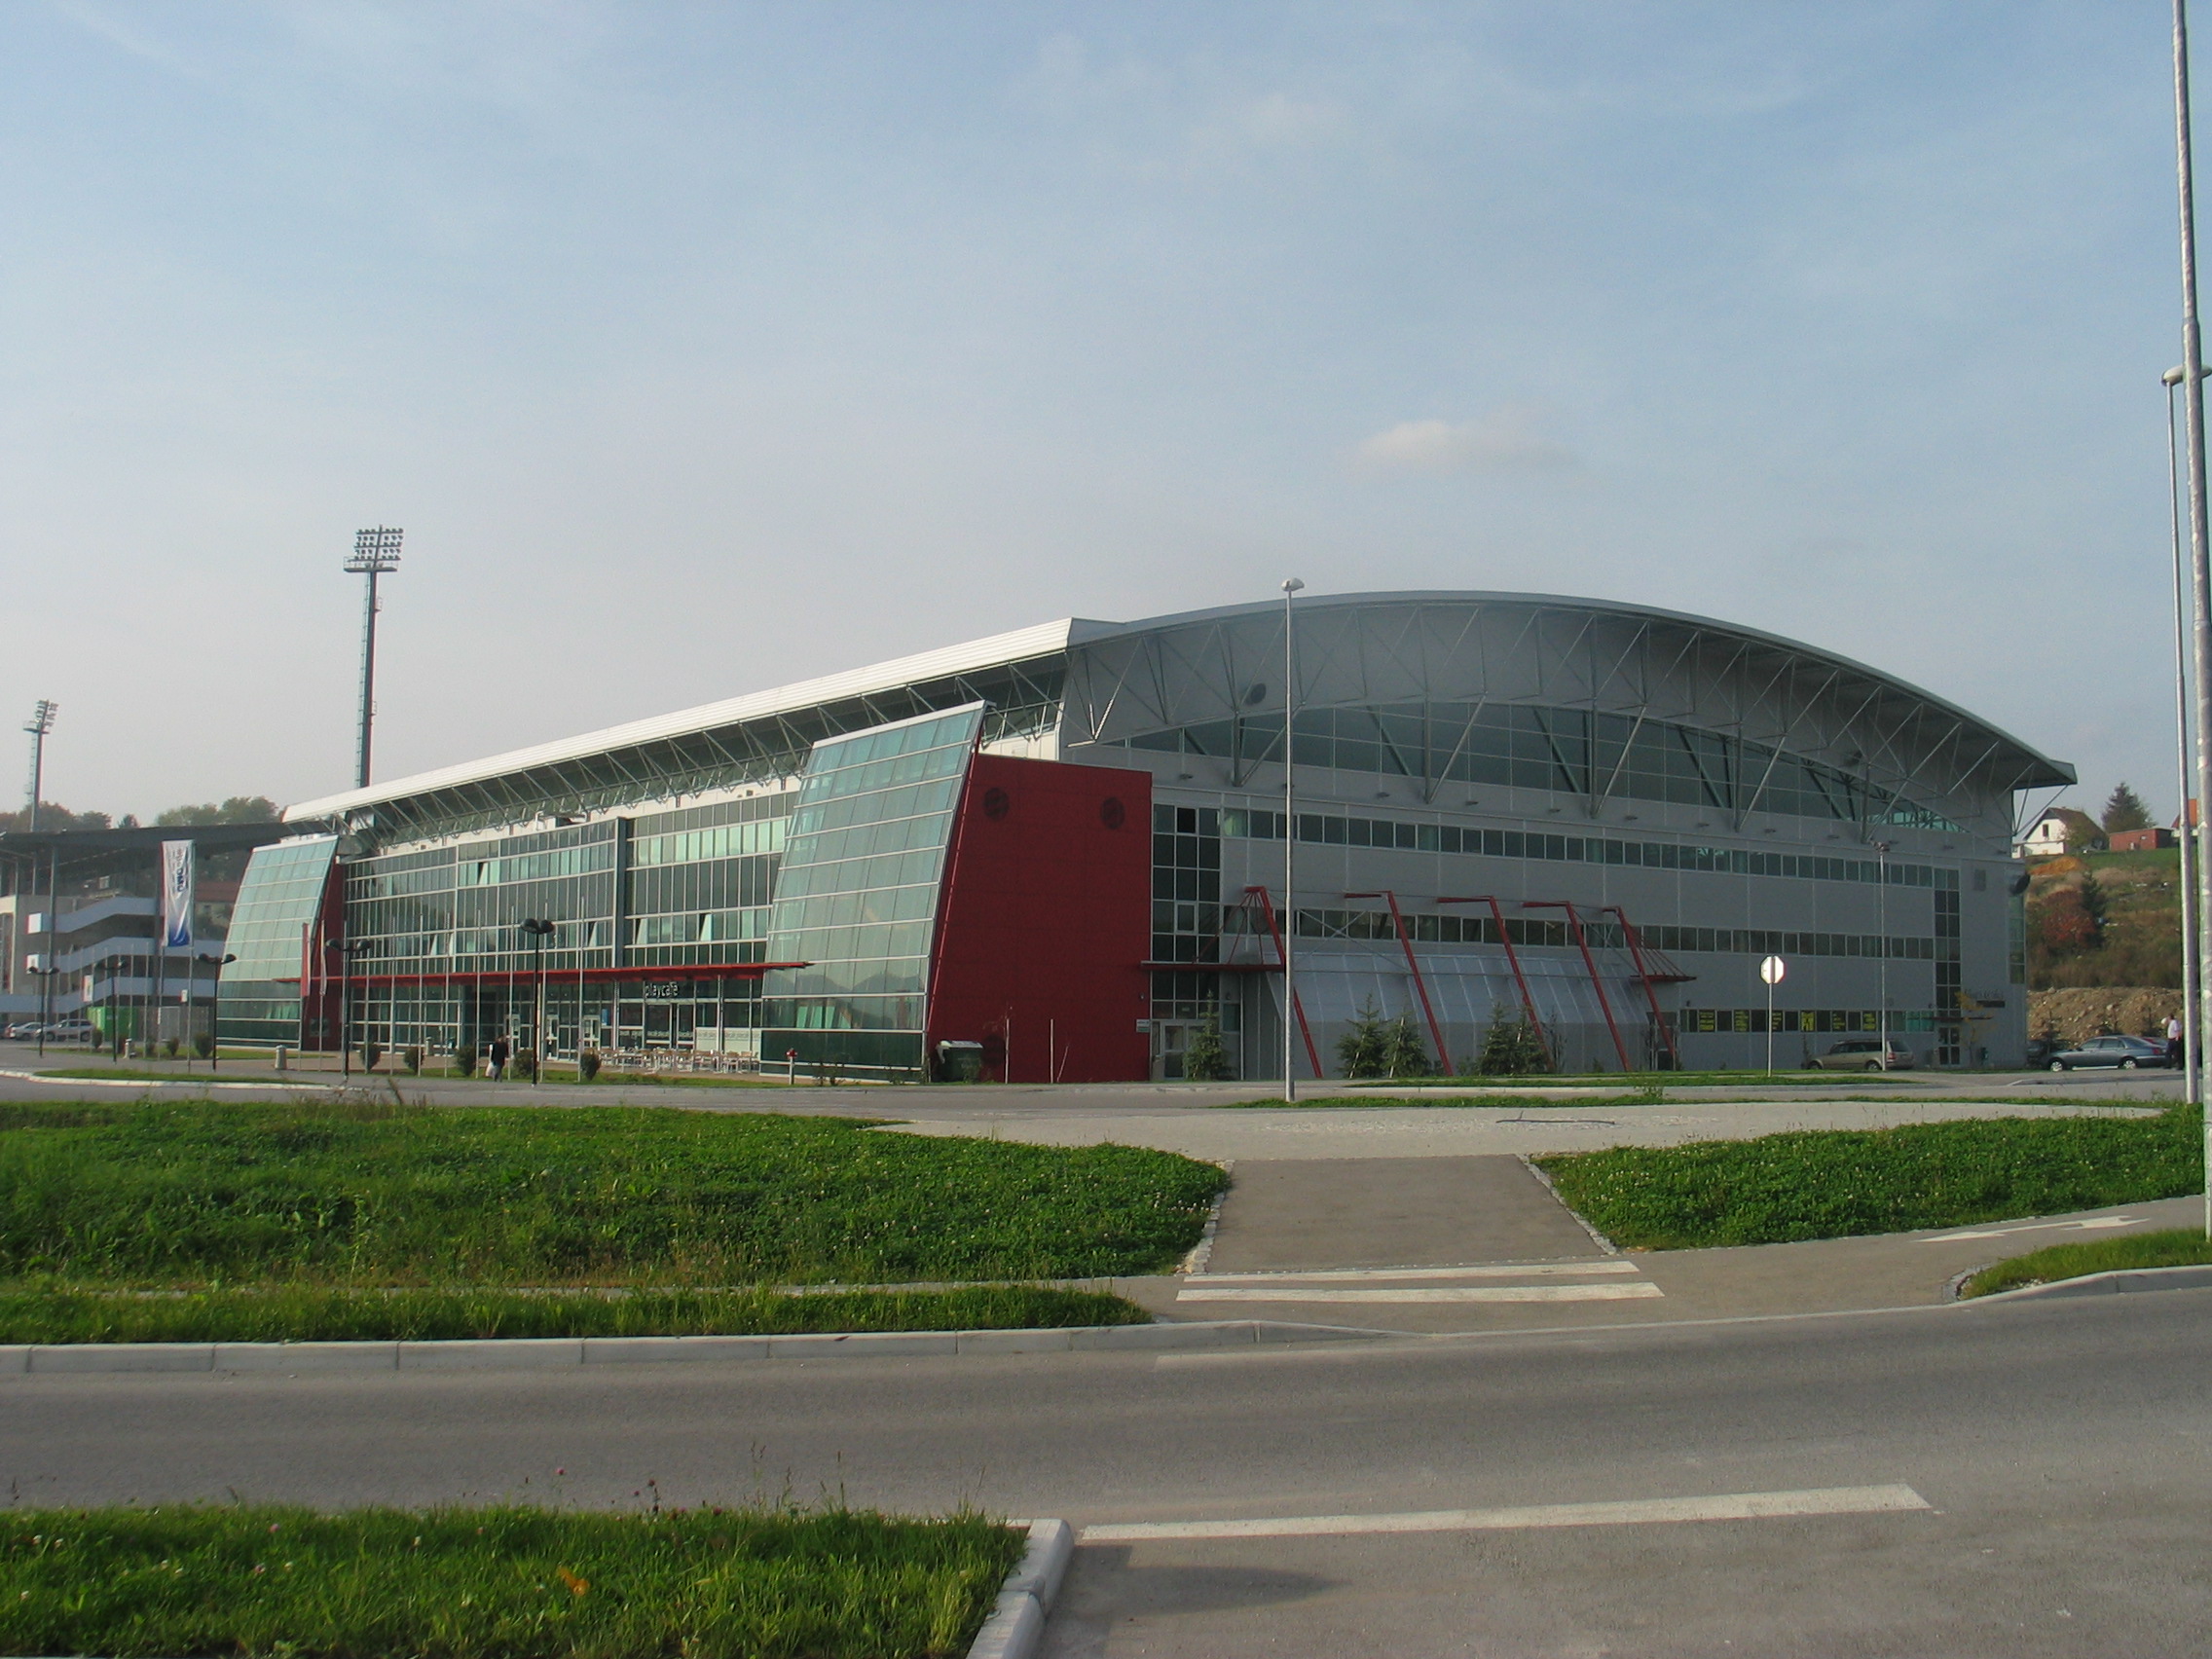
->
<box><xmin>2</xmin><ymin>1290</ymin><xmax>2204</xmax><ymax>1655</ymax></box>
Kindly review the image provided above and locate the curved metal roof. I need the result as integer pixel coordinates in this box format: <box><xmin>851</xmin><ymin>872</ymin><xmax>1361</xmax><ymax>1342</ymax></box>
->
<box><xmin>1067</xmin><ymin>590</ymin><xmax>2074</xmax><ymax>799</ymax></box>
<box><xmin>288</xmin><ymin>590</ymin><xmax>2069</xmax><ymax>836</ymax></box>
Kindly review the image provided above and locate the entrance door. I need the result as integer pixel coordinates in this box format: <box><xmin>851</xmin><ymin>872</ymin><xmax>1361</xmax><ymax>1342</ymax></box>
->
<box><xmin>1150</xmin><ymin>1019</ymin><xmax>1205</xmax><ymax>1082</ymax></box>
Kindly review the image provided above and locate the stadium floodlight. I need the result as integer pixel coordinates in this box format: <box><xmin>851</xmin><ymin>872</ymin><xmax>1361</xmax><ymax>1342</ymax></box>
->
<box><xmin>21</xmin><ymin>700</ymin><xmax>55</xmax><ymax>831</ymax></box>
<box><xmin>344</xmin><ymin>527</ymin><xmax>403</xmax><ymax>791</ymax></box>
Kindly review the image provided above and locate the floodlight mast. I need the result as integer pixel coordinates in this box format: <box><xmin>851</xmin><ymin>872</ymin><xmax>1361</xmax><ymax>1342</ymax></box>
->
<box><xmin>21</xmin><ymin>701</ymin><xmax>55</xmax><ymax>831</ymax></box>
<box><xmin>344</xmin><ymin>528</ymin><xmax>403</xmax><ymax>790</ymax></box>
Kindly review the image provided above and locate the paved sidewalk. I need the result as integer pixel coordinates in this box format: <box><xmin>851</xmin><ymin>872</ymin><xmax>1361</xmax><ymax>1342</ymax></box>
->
<box><xmin>1112</xmin><ymin>1175</ymin><xmax>2204</xmax><ymax>1334</ymax></box>
<box><xmin>1203</xmin><ymin>1157</ymin><xmax>1603</xmax><ymax>1272</ymax></box>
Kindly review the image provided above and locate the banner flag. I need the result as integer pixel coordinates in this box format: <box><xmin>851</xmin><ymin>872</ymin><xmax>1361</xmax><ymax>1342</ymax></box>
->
<box><xmin>161</xmin><ymin>840</ymin><xmax>195</xmax><ymax>950</ymax></box>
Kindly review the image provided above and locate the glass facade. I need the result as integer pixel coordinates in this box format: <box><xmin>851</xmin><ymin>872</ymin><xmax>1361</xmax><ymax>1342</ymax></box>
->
<box><xmin>760</xmin><ymin>705</ymin><xmax>983</xmax><ymax>1078</ymax></box>
<box><xmin>218</xmin><ymin>836</ymin><xmax>337</xmax><ymax>1044</ymax></box>
<box><xmin>1116</xmin><ymin>702</ymin><xmax>1962</xmax><ymax>830</ymax></box>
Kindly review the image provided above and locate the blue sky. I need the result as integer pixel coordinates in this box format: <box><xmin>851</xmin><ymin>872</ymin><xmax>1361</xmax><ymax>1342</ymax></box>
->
<box><xmin>0</xmin><ymin>2</ymin><xmax>2193</xmax><ymax>825</ymax></box>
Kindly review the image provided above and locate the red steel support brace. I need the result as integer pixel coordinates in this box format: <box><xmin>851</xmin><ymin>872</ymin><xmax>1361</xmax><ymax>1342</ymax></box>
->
<box><xmin>1599</xmin><ymin>903</ymin><xmax>1682</xmax><ymax>1071</ymax></box>
<box><xmin>1243</xmin><ymin>885</ymin><xmax>1324</xmax><ymax>1081</ymax></box>
<box><xmin>1348</xmin><ymin>889</ymin><xmax>1454</xmax><ymax>1074</ymax></box>
<box><xmin>1438</xmin><ymin>896</ymin><xmax>1555</xmax><ymax>1071</ymax></box>
<box><xmin>1524</xmin><ymin>900</ymin><xmax>1633</xmax><ymax>1073</ymax></box>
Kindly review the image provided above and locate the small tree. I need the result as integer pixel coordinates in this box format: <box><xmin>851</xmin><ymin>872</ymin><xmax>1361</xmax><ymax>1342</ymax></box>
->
<box><xmin>1182</xmin><ymin>1014</ymin><xmax>1233</xmax><ymax>1081</ymax></box>
<box><xmin>1380</xmin><ymin>1014</ymin><xmax>1432</xmax><ymax>1079</ymax></box>
<box><xmin>2076</xmin><ymin>870</ymin><xmax>2110</xmax><ymax>947</ymax></box>
<box><xmin>2101</xmin><ymin>783</ymin><xmax>2154</xmax><ymax>834</ymax></box>
<box><xmin>1477</xmin><ymin>1005</ymin><xmax>1550</xmax><ymax>1075</ymax></box>
<box><xmin>1335</xmin><ymin>998</ymin><xmax>1391</xmax><ymax>1080</ymax></box>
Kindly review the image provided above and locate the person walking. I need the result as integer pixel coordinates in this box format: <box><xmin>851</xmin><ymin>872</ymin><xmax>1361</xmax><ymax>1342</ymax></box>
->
<box><xmin>489</xmin><ymin>1033</ymin><xmax>510</xmax><ymax>1081</ymax></box>
<box><xmin>2165</xmin><ymin>1014</ymin><xmax>2185</xmax><ymax>1069</ymax></box>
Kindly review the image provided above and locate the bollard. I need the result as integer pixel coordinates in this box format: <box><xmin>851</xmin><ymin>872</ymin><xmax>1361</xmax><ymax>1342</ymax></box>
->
<box><xmin>275</xmin><ymin>1045</ymin><xmax>288</xmax><ymax>1072</ymax></box>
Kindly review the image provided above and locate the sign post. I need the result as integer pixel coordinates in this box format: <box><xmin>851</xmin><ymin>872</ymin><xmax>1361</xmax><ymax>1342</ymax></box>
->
<box><xmin>1759</xmin><ymin>955</ymin><xmax>1788</xmax><ymax>1076</ymax></box>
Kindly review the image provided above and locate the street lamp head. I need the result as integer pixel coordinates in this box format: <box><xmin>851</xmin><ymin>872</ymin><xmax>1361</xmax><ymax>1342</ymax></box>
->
<box><xmin>196</xmin><ymin>952</ymin><xmax>237</xmax><ymax>967</ymax></box>
<box><xmin>521</xmin><ymin>917</ymin><xmax>556</xmax><ymax>938</ymax></box>
<box><xmin>2168</xmin><ymin>365</ymin><xmax>2190</xmax><ymax>387</ymax></box>
<box><xmin>344</xmin><ymin>526</ymin><xmax>403</xmax><ymax>575</ymax></box>
<box><xmin>1281</xmin><ymin>578</ymin><xmax>1305</xmax><ymax>596</ymax></box>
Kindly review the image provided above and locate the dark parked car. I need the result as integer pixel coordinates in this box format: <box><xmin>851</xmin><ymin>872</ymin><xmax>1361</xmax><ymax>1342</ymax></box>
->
<box><xmin>2046</xmin><ymin>1035</ymin><xmax>2171</xmax><ymax>1071</ymax></box>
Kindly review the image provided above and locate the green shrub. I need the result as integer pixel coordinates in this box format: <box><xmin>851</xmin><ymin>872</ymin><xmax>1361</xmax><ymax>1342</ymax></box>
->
<box><xmin>578</xmin><ymin>1050</ymin><xmax>603</xmax><ymax>1083</ymax></box>
<box><xmin>453</xmin><ymin>1044</ymin><xmax>477</xmax><ymax>1077</ymax></box>
<box><xmin>191</xmin><ymin>1033</ymin><xmax>214</xmax><ymax>1059</ymax></box>
<box><xmin>401</xmin><ymin>1046</ymin><xmax>422</xmax><ymax>1075</ymax></box>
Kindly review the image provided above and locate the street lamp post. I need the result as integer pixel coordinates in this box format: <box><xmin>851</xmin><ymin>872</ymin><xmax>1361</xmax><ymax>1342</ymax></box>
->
<box><xmin>1873</xmin><ymin>840</ymin><xmax>1892</xmax><ymax>1070</ymax></box>
<box><xmin>521</xmin><ymin>919</ymin><xmax>555</xmax><ymax>1084</ymax></box>
<box><xmin>1279</xmin><ymin>578</ymin><xmax>1305</xmax><ymax>1102</ymax></box>
<box><xmin>2171</xmin><ymin>0</ymin><xmax>2212</xmax><ymax>1239</ymax></box>
<box><xmin>339</xmin><ymin>938</ymin><xmax>374</xmax><ymax>1078</ymax></box>
<box><xmin>2166</xmin><ymin>364</ymin><xmax>2203</xmax><ymax>1105</ymax></box>
<box><xmin>195</xmin><ymin>952</ymin><xmax>236</xmax><ymax>1071</ymax></box>
<box><xmin>26</xmin><ymin>965</ymin><xmax>56</xmax><ymax>1059</ymax></box>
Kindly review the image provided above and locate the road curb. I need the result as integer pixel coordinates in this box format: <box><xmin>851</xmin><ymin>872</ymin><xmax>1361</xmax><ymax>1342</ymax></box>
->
<box><xmin>1967</xmin><ymin>1263</ymin><xmax>2212</xmax><ymax>1303</ymax></box>
<box><xmin>967</xmin><ymin>1518</ymin><xmax>1073</xmax><ymax>1659</ymax></box>
<box><xmin>0</xmin><ymin>1068</ymin><xmax>329</xmax><ymax>1092</ymax></box>
<box><xmin>0</xmin><ymin>1319</ymin><xmax>1384</xmax><ymax>1376</ymax></box>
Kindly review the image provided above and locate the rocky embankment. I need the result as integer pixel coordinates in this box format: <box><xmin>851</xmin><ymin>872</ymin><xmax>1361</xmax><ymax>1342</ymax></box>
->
<box><xmin>2027</xmin><ymin>985</ymin><xmax>2181</xmax><ymax>1044</ymax></box>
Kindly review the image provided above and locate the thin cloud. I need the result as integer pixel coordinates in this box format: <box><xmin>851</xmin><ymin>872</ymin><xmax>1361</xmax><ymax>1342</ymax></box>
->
<box><xmin>1352</xmin><ymin>408</ymin><xmax>1579</xmax><ymax>477</ymax></box>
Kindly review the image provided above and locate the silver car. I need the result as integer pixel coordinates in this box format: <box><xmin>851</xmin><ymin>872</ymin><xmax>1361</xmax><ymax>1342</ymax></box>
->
<box><xmin>1804</xmin><ymin>1038</ymin><xmax>1917</xmax><ymax>1072</ymax></box>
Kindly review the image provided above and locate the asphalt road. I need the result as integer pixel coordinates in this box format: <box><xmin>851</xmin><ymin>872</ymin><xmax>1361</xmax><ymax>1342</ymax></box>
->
<box><xmin>5</xmin><ymin>1290</ymin><xmax>2205</xmax><ymax>1655</ymax></box>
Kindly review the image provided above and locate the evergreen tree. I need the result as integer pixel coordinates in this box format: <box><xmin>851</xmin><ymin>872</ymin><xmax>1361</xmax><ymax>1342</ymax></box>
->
<box><xmin>1182</xmin><ymin>1013</ymin><xmax>1232</xmax><ymax>1081</ymax></box>
<box><xmin>1335</xmin><ymin>998</ymin><xmax>1391</xmax><ymax>1080</ymax></box>
<box><xmin>1477</xmin><ymin>1006</ymin><xmax>1551</xmax><ymax>1075</ymax></box>
<box><xmin>1380</xmin><ymin>1014</ymin><xmax>1432</xmax><ymax>1079</ymax></box>
<box><xmin>2101</xmin><ymin>783</ymin><xmax>2153</xmax><ymax>833</ymax></box>
<box><xmin>2076</xmin><ymin>870</ymin><xmax>2109</xmax><ymax>946</ymax></box>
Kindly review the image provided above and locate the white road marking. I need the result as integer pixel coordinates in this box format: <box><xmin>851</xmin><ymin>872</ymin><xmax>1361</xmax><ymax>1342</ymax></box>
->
<box><xmin>1186</xmin><ymin>1261</ymin><xmax>1640</xmax><ymax>1283</ymax></box>
<box><xmin>1924</xmin><ymin>1217</ymin><xmax>2138</xmax><ymax>1242</ymax></box>
<box><xmin>1176</xmin><ymin>1283</ymin><xmax>1666</xmax><ymax>1304</ymax></box>
<box><xmin>1079</xmin><ymin>1484</ymin><xmax>1931</xmax><ymax>1543</ymax></box>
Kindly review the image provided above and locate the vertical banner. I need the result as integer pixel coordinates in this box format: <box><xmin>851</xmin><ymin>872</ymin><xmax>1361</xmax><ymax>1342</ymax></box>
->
<box><xmin>161</xmin><ymin>840</ymin><xmax>195</xmax><ymax>950</ymax></box>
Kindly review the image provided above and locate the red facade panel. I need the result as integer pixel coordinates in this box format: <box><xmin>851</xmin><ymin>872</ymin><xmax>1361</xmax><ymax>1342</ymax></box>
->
<box><xmin>927</xmin><ymin>755</ymin><xmax>1152</xmax><ymax>1083</ymax></box>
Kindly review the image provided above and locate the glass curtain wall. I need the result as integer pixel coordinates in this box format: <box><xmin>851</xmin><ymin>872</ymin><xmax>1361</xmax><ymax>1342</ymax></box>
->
<box><xmin>339</xmin><ymin>794</ymin><xmax>794</xmax><ymax>1062</ymax></box>
<box><xmin>761</xmin><ymin>705</ymin><xmax>983</xmax><ymax>1079</ymax></box>
<box><xmin>217</xmin><ymin>837</ymin><xmax>337</xmax><ymax>1044</ymax></box>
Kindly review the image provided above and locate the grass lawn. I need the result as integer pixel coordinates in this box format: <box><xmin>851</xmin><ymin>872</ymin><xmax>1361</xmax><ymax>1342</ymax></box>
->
<box><xmin>0</xmin><ymin>1503</ymin><xmax>1022</xmax><ymax>1659</ymax></box>
<box><xmin>1960</xmin><ymin>1228</ymin><xmax>2212</xmax><ymax>1298</ymax></box>
<box><xmin>0</xmin><ymin>1284</ymin><xmax>1145</xmax><ymax>1345</ymax></box>
<box><xmin>0</xmin><ymin>1099</ymin><xmax>1224</xmax><ymax>1292</ymax></box>
<box><xmin>1534</xmin><ymin>1104</ymin><xmax>2203</xmax><ymax>1250</ymax></box>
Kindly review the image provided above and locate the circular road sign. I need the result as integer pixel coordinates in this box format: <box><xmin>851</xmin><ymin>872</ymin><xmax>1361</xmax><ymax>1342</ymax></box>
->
<box><xmin>1760</xmin><ymin>955</ymin><xmax>1787</xmax><ymax>985</ymax></box>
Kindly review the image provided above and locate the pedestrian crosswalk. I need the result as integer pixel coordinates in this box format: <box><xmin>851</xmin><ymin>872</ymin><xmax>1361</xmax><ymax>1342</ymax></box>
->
<box><xmin>1176</xmin><ymin>1259</ymin><xmax>1661</xmax><ymax>1305</ymax></box>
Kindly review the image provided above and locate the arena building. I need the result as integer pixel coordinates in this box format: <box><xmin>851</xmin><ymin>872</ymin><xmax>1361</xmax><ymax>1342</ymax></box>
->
<box><xmin>225</xmin><ymin>592</ymin><xmax>2070</xmax><ymax>1079</ymax></box>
